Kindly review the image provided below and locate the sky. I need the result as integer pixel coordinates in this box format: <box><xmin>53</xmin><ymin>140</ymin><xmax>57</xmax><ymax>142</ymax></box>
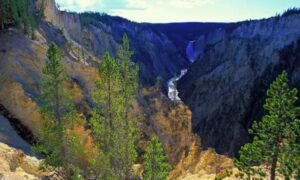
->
<box><xmin>56</xmin><ymin>0</ymin><xmax>300</xmax><ymax>23</ymax></box>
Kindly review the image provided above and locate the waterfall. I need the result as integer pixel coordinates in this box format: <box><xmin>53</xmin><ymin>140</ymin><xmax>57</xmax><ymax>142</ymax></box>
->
<box><xmin>186</xmin><ymin>41</ymin><xmax>196</xmax><ymax>63</ymax></box>
<box><xmin>168</xmin><ymin>69</ymin><xmax>188</xmax><ymax>101</ymax></box>
<box><xmin>168</xmin><ymin>41</ymin><xmax>196</xmax><ymax>101</ymax></box>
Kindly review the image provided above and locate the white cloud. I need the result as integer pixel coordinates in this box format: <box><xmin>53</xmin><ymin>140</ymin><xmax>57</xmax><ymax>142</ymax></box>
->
<box><xmin>125</xmin><ymin>0</ymin><xmax>151</xmax><ymax>9</ymax></box>
<box><xmin>56</xmin><ymin>0</ymin><xmax>219</xmax><ymax>22</ymax></box>
<box><xmin>59</xmin><ymin>0</ymin><xmax>292</xmax><ymax>23</ymax></box>
<box><xmin>56</xmin><ymin>0</ymin><xmax>104</xmax><ymax>12</ymax></box>
<box><xmin>170</xmin><ymin>0</ymin><xmax>215</xmax><ymax>8</ymax></box>
<box><xmin>110</xmin><ymin>0</ymin><xmax>216</xmax><ymax>22</ymax></box>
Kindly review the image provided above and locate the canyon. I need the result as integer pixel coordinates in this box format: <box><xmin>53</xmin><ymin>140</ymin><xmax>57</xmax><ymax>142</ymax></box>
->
<box><xmin>0</xmin><ymin>0</ymin><xmax>300</xmax><ymax>179</ymax></box>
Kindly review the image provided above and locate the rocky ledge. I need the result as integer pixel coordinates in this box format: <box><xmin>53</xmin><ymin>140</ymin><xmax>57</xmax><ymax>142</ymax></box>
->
<box><xmin>0</xmin><ymin>143</ymin><xmax>50</xmax><ymax>180</ymax></box>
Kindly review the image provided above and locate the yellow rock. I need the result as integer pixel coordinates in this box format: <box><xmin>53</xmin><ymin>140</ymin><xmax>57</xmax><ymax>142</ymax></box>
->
<box><xmin>0</xmin><ymin>142</ymin><xmax>50</xmax><ymax>180</ymax></box>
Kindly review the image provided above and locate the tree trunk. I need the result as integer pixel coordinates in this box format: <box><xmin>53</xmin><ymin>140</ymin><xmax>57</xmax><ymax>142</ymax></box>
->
<box><xmin>270</xmin><ymin>151</ymin><xmax>278</xmax><ymax>180</ymax></box>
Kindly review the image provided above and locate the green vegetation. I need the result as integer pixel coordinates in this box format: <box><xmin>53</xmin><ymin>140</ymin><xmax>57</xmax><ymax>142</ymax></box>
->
<box><xmin>33</xmin><ymin>43</ymin><xmax>84</xmax><ymax>179</ymax></box>
<box><xmin>90</xmin><ymin>34</ymin><xmax>141</xmax><ymax>179</ymax></box>
<box><xmin>79</xmin><ymin>12</ymin><xmax>129</xmax><ymax>27</ymax></box>
<box><xmin>116</xmin><ymin>34</ymin><xmax>140</xmax><ymax>178</ymax></box>
<box><xmin>234</xmin><ymin>71</ymin><xmax>300</xmax><ymax>180</ymax></box>
<box><xmin>143</xmin><ymin>136</ymin><xmax>171</xmax><ymax>180</ymax></box>
<box><xmin>31</xmin><ymin>35</ymin><xmax>172</xmax><ymax>179</ymax></box>
<box><xmin>282</xmin><ymin>8</ymin><xmax>300</xmax><ymax>17</ymax></box>
<box><xmin>1</xmin><ymin>0</ymin><xmax>36</xmax><ymax>38</ymax></box>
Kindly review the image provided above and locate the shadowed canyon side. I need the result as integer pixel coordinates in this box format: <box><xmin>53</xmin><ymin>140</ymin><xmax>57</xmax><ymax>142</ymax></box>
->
<box><xmin>178</xmin><ymin>14</ymin><xmax>300</xmax><ymax>156</ymax></box>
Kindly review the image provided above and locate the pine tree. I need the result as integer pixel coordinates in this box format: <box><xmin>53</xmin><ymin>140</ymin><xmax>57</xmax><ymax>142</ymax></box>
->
<box><xmin>117</xmin><ymin>34</ymin><xmax>140</xmax><ymax>179</ymax></box>
<box><xmin>143</xmin><ymin>137</ymin><xmax>171</xmax><ymax>180</ymax></box>
<box><xmin>2</xmin><ymin>0</ymin><xmax>35</xmax><ymax>36</ymax></box>
<box><xmin>234</xmin><ymin>71</ymin><xmax>300</xmax><ymax>180</ymax></box>
<box><xmin>33</xmin><ymin>43</ymin><xmax>83</xmax><ymax>179</ymax></box>
<box><xmin>91</xmin><ymin>34</ymin><xmax>141</xmax><ymax>179</ymax></box>
<box><xmin>90</xmin><ymin>52</ymin><xmax>122</xmax><ymax>179</ymax></box>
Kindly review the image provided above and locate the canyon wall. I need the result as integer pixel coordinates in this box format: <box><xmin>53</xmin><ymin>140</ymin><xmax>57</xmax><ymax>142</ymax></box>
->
<box><xmin>35</xmin><ymin>0</ymin><xmax>190</xmax><ymax>86</ymax></box>
<box><xmin>178</xmin><ymin>14</ymin><xmax>300</xmax><ymax>156</ymax></box>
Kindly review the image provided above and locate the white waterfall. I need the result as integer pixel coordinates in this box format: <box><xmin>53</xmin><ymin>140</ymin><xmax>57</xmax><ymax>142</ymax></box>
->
<box><xmin>168</xmin><ymin>69</ymin><xmax>188</xmax><ymax>101</ymax></box>
<box><xmin>168</xmin><ymin>41</ymin><xmax>195</xmax><ymax>101</ymax></box>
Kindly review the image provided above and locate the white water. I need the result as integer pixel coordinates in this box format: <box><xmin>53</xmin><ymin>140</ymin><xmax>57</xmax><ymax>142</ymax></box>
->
<box><xmin>168</xmin><ymin>69</ymin><xmax>188</xmax><ymax>101</ymax></box>
<box><xmin>168</xmin><ymin>41</ymin><xmax>195</xmax><ymax>101</ymax></box>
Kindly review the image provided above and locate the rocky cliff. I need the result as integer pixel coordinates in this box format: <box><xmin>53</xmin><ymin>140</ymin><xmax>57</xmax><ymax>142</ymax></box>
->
<box><xmin>35</xmin><ymin>0</ymin><xmax>191</xmax><ymax>86</ymax></box>
<box><xmin>178</xmin><ymin>14</ymin><xmax>300</xmax><ymax>156</ymax></box>
<box><xmin>34</xmin><ymin>0</ymin><xmax>232</xmax><ymax>87</ymax></box>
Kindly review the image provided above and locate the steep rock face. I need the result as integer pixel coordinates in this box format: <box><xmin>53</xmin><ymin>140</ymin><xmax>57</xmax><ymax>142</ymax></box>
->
<box><xmin>178</xmin><ymin>14</ymin><xmax>300</xmax><ymax>156</ymax></box>
<box><xmin>0</xmin><ymin>28</ymin><xmax>98</xmax><ymax>137</ymax></box>
<box><xmin>36</xmin><ymin>0</ymin><xmax>82</xmax><ymax>42</ymax></box>
<box><xmin>147</xmin><ymin>23</ymin><xmax>229</xmax><ymax>60</ymax></box>
<box><xmin>137</xmin><ymin>88</ymin><xmax>196</xmax><ymax>165</ymax></box>
<box><xmin>34</xmin><ymin>0</ymin><xmax>189</xmax><ymax>86</ymax></box>
<box><xmin>79</xmin><ymin>15</ymin><xmax>188</xmax><ymax>86</ymax></box>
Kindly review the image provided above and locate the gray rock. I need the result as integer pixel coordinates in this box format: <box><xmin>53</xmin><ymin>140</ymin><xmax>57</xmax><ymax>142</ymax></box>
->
<box><xmin>178</xmin><ymin>14</ymin><xmax>300</xmax><ymax>156</ymax></box>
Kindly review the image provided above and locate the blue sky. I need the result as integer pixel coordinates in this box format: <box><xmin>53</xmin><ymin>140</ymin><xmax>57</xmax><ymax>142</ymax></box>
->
<box><xmin>56</xmin><ymin>0</ymin><xmax>300</xmax><ymax>23</ymax></box>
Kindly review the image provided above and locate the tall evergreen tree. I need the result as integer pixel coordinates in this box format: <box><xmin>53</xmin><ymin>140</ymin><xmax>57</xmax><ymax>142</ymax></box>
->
<box><xmin>34</xmin><ymin>43</ymin><xmax>83</xmax><ymax>179</ymax></box>
<box><xmin>91</xmin><ymin>34</ymin><xmax>140</xmax><ymax>179</ymax></box>
<box><xmin>90</xmin><ymin>52</ymin><xmax>122</xmax><ymax>179</ymax></box>
<box><xmin>143</xmin><ymin>136</ymin><xmax>171</xmax><ymax>180</ymax></box>
<box><xmin>234</xmin><ymin>71</ymin><xmax>300</xmax><ymax>180</ymax></box>
<box><xmin>117</xmin><ymin>34</ymin><xmax>140</xmax><ymax>179</ymax></box>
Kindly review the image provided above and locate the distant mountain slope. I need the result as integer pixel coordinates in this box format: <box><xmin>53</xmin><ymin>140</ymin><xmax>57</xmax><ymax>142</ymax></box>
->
<box><xmin>178</xmin><ymin>14</ymin><xmax>300</xmax><ymax>156</ymax></box>
<box><xmin>149</xmin><ymin>22</ymin><xmax>230</xmax><ymax>56</ymax></box>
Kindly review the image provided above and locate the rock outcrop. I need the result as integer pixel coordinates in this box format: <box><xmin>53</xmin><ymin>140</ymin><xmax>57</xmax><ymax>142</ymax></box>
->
<box><xmin>136</xmin><ymin>88</ymin><xmax>237</xmax><ymax>179</ymax></box>
<box><xmin>137</xmin><ymin>88</ymin><xmax>196</xmax><ymax>165</ymax></box>
<box><xmin>0</xmin><ymin>142</ymin><xmax>49</xmax><ymax>180</ymax></box>
<box><xmin>178</xmin><ymin>14</ymin><xmax>300</xmax><ymax>156</ymax></box>
<box><xmin>169</xmin><ymin>142</ymin><xmax>237</xmax><ymax>180</ymax></box>
<box><xmin>36</xmin><ymin>0</ymin><xmax>82</xmax><ymax>42</ymax></box>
